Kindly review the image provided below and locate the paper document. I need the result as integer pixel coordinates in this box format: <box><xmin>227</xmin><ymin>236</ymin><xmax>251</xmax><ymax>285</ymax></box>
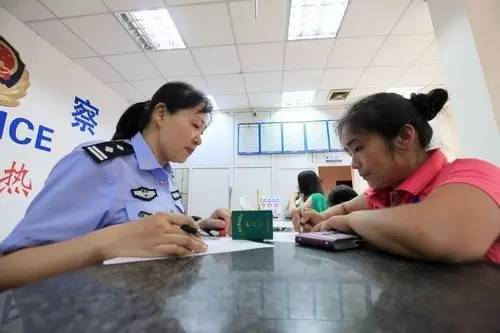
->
<box><xmin>270</xmin><ymin>232</ymin><xmax>298</xmax><ymax>243</ymax></box>
<box><xmin>104</xmin><ymin>238</ymin><xmax>274</xmax><ymax>265</ymax></box>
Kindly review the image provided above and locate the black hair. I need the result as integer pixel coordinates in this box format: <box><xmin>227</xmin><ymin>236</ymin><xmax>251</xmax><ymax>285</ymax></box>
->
<box><xmin>327</xmin><ymin>185</ymin><xmax>357</xmax><ymax>206</ymax></box>
<box><xmin>297</xmin><ymin>170</ymin><xmax>323</xmax><ymax>198</ymax></box>
<box><xmin>337</xmin><ymin>88</ymin><xmax>448</xmax><ymax>150</ymax></box>
<box><xmin>112</xmin><ymin>81</ymin><xmax>213</xmax><ymax>140</ymax></box>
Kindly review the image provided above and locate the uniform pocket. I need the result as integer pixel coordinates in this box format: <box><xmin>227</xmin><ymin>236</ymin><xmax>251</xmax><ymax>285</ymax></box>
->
<box><xmin>125</xmin><ymin>201</ymin><xmax>167</xmax><ymax>220</ymax></box>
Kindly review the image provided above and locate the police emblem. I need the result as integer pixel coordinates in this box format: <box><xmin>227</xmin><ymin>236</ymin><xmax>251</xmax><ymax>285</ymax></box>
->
<box><xmin>0</xmin><ymin>36</ymin><xmax>30</xmax><ymax>107</ymax></box>
<box><xmin>131</xmin><ymin>187</ymin><xmax>158</xmax><ymax>201</ymax></box>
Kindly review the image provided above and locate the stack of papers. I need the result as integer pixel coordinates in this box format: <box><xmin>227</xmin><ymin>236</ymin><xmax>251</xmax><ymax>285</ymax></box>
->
<box><xmin>104</xmin><ymin>238</ymin><xmax>274</xmax><ymax>265</ymax></box>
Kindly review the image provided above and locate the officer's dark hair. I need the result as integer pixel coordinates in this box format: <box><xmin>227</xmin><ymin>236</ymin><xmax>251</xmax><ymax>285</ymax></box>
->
<box><xmin>112</xmin><ymin>81</ymin><xmax>212</xmax><ymax>140</ymax></box>
<box><xmin>337</xmin><ymin>88</ymin><xmax>448</xmax><ymax>150</ymax></box>
<box><xmin>327</xmin><ymin>185</ymin><xmax>357</xmax><ymax>207</ymax></box>
<box><xmin>297</xmin><ymin>170</ymin><xmax>323</xmax><ymax>198</ymax></box>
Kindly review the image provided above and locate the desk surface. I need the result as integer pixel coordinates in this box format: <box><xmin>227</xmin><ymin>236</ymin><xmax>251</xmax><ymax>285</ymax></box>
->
<box><xmin>2</xmin><ymin>243</ymin><xmax>500</xmax><ymax>333</ymax></box>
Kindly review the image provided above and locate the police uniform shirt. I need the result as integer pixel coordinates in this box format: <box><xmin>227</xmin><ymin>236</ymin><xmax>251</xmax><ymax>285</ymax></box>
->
<box><xmin>0</xmin><ymin>132</ymin><xmax>185</xmax><ymax>254</ymax></box>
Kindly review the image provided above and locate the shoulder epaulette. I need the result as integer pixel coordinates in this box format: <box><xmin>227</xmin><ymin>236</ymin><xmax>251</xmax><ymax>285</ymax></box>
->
<box><xmin>82</xmin><ymin>140</ymin><xmax>134</xmax><ymax>164</ymax></box>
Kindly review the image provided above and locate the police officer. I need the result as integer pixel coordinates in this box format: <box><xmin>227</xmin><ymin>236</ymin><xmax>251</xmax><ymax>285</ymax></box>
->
<box><xmin>0</xmin><ymin>82</ymin><xmax>230</xmax><ymax>289</ymax></box>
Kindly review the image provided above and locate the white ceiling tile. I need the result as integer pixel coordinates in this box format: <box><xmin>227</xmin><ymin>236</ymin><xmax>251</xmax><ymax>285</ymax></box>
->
<box><xmin>393</xmin><ymin>64</ymin><xmax>441</xmax><ymax>86</ymax></box>
<box><xmin>0</xmin><ymin>0</ymin><xmax>54</xmax><ymax>21</ymax></box>
<box><xmin>338</xmin><ymin>0</ymin><xmax>410</xmax><ymax>37</ymax></box>
<box><xmin>107</xmin><ymin>81</ymin><xmax>144</xmax><ymax>100</ymax></box>
<box><xmin>372</xmin><ymin>34</ymin><xmax>434</xmax><ymax>66</ymax></box>
<box><xmin>147</xmin><ymin>49</ymin><xmax>199</xmax><ymax>77</ymax></box>
<box><xmin>131</xmin><ymin>78</ymin><xmax>167</xmax><ymax>98</ymax></box>
<box><xmin>27</xmin><ymin>20</ymin><xmax>96</xmax><ymax>58</ymax></box>
<box><xmin>64</xmin><ymin>14</ymin><xmax>139</xmax><ymax>55</ymax></box>
<box><xmin>126</xmin><ymin>97</ymin><xmax>145</xmax><ymax>104</ymax></box>
<box><xmin>356</xmin><ymin>66</ymin><xmax>405</xmax><ymax>88</ymax></box>
<box><xmin>102</xmin><ymin>0</ymin><xmax>165</xmax><ymax>11</ymax></box>
<box><xmin>165</xmin><ymin>0</ymin><xmax>227</xmax><ymax>4</ymax></box>
<box><xmin>415</xmin><ymin>42</ymin><xmax>440</xmax><ymax>65</ymax></box>
<box><xmin>312</xmin><ymin>90</ymin><xmax>329</xmax><ymax>105</ymax></box>
<box><xmin>283</xmin><ymin>70</ymin><xmax>323</xmax><ymax>91</ymax></box>
<box><xmin>320</xmin><ymin>68</ymin><xmax>364</xmax><ymax>89</ymax></box>
<box><xmin>285</xmin><ymin>39</ymin><xmax>333</xmax><ymax>70</ymax></box>
<box><xmin>327</xmin><ymin>37</ymin><xmax>385</xmax><ymax>68</ymax></box>
<box><xmin>348</xmin><ymin>87</ymin><xmax>384</xmax><ymax>101</ymax></box>
<box><xmin>75</xmin><ymin>57</ymin><xmax>124</xmax><ymax>82</ymax></box>
<box><xmin>239</xmin><ymin>43</ymin><xmax>284</xmax><ymax>72</ymax></box>
<box><xmin>191</xmin><ymin>46</ymin><xmax>240</xmax><ymax>75</ymax></box>
<box><xmin>205</xmin><ymin>74</ymin><xmax>245</xmax><ymax>94</ymax></box>
<box><xmin>312</xmin><ymin>90</ymin><xmax>348</xmax><ymax>106</ymax></box>
<box><xmin>169</xmin><ymin>3</ymin><xmax>233</xmax><ymax>47</ymax></box>
<box><xmin>105</xmin><ymin>53</ymin><xmax>162</xmax><ymax>80</ymax></box>
<box><xmin>40</xmin><ymin>0</ymin><xmax>107</xmax><ymax>17</ymax></box>
<box><xmin>163</xmin><ymin>76</ymin><xmax>208</xmax><ymax>94</ymax></box>
<box><xmin>248</xmin><ymin>92</ymin><xmax>282</xmax><ymax>108</ymax></box>
<box><xmin>430</xmin><ymin>70</ymin><xmax>445</xmax><ymax>85</ymax></box>
<box><xmin>213</xmin><ymin>94</ymin><xmax>249</xmax><ymax>110</ymax></box>
<box><xmin>392</xmin><ymin>0</ymin><xmax>434</xmax><ymax>35</ymax></box>
<box><xmin>229</xmin><ymin>0</ymin><xmax>287</xmax><ymax>43</ymax></box>
<box><xmin>243</xmin><ymin>71</ymin><xmax>282</xmax><ymax>93</ymax></box>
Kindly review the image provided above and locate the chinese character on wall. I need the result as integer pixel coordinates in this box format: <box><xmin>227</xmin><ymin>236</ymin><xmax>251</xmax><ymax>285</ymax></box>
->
<box><xmin>0</xmin><ymin>161</ymin><xmax>32</xmax><ymax>197</ymax></box>
<box><xmin>72</xmin><ymin>96</ymin><xmax>99</xmax><ymax>135</ymax></box>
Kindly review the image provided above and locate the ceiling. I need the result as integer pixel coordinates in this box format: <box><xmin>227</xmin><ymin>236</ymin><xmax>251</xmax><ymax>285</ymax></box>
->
<box><xmin>0</xmin><ymin>0</ymin><xmax>445</xmax><ymax>111</ymax></box>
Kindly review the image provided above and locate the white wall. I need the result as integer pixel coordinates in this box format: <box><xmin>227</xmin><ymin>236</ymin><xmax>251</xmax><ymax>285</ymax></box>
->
<box><xmin>428</xmin><ymin>0</ymin><xmax>500</xmax><ymax>164</ymax></box>
<box><xmin>174</xmin><ymin>101</ymin><xmax>467</xmax><ymax>217</ymax></box>
<box><xmin>0</xmin><ymin>7</ymin><xmax>127</xmax><ymax>242</ymax></box>
<box><xmin>175</xmin><ymin>107</ymin><xmax>361</xmax><ymax>216</ymax></box>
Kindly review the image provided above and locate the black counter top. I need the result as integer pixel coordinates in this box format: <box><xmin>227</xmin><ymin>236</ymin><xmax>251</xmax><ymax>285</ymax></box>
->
<box><xmin>1</xmin><ymin>243</ymin><xmax>499</xmax><ymax>332</ymax></box>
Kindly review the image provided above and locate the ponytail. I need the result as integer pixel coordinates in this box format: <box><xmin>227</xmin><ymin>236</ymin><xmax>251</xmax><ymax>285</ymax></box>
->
<box><xmin>111</xmin><ymin>101</ymin><xmax>150</xmax><ymax>140</ymax></box>
<box><xmin>111</xmin><ymin>81</ymin><xmax>212</xmax><ymax>140</ymax></box>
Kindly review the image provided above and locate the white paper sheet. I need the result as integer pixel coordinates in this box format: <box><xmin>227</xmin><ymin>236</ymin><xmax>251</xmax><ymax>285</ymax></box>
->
<box><xmin>270</xmin><ymin>232</ymin><xmax>298</xmax><ymax>243</ymax></box>
<box><xmin>103</xmin><ymin>238</ymin><xmax>274</xmax><ymax>265</ymax></box>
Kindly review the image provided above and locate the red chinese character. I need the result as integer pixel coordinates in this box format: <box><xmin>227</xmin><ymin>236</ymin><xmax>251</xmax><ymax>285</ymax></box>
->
<box><xmin>0</xmin><ymin>161</ymin><xmax>32</xmax><ymax>197</ymax></box>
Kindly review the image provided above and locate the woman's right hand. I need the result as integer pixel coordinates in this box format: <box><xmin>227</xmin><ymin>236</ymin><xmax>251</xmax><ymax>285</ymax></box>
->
<box><xmin>292</xmin><ymin>208</ymin><xmax>325</xmax><ymax>232</ymax></box>
<box><xmin>98</xmin><ymin>213</ymin><xmax>208</xmax><ymax>260</ymax></box>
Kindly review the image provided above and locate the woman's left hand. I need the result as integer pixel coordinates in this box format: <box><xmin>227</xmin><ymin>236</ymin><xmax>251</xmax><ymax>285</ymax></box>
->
<box><xmin>311</xmin><ymin>214</ymin><xmax>354</xmax><ymax>233</ymax></box>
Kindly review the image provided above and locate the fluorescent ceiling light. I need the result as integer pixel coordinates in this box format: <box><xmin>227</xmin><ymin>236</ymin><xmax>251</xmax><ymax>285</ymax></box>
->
<box><xmin>207</xmin><ymin>95</ymin><xmax>219</xmax><ymax>110</ymax></box>
<box><xmin>282</xmin><ymin>91</ymin><xmax>316</xmax><ymax>107</ymax></box>
<box><xmin>288</xmin><ymin>0</ymin><xmax>349</xmax><ymax>40</ymax></box>
<box><xmin>115</xmin><ymin>9</ymin><xmax>185</xmax><ymax>51</ymax></box>
<box><xmin>387</xmin><ymin>86</ymin><xmax>424</xmax><ymax>99</ymax></box>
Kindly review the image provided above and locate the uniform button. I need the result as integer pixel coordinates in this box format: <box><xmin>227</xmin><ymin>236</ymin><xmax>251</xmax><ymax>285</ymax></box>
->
<box><xmin>159</xmin><ymin>181</ymin><xmax>166</xmax><ymax>185</ymax></box>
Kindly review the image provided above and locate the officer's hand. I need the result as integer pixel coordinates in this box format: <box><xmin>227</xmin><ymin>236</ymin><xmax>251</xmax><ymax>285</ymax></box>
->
<box><xmin>102</xmin><ymin>213</ymin><xmax>207</xmax><ymax>259</ymax></box>
<box><xmin>198</xmin><ymin>208</ymin><xmax>231</xmax><ymax>235</ymax></box>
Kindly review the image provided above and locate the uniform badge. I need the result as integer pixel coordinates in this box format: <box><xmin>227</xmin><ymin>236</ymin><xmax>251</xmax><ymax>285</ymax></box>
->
<box><xmin>83</xmin><ymin>140</ymin><xmax>133</xmax><ymax>164</ymax></box>
<box><xmin>131</xmin><ymin>187</ymin><xmax>158</xmax><ymax>201</ymax></box>
<box><xmin>138</xmin><ymin>211</ymin><xmax>152</xmax><ymax>218</ymax></box>
<box><xmin>171</xmin><ymin>190</ymin><xmax>182</xmax><ymax>201</ymax></box>
<box><xmin>0</xmin><ymin>36</ymin><xmax>30</xmax><ymax>107</ymax></box>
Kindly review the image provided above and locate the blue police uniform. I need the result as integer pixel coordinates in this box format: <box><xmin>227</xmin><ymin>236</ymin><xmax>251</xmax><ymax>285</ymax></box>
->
<box><xmin>0</xmin><ymin>132</ymin><xmax>185</xmax><ymax>254</ymax></box>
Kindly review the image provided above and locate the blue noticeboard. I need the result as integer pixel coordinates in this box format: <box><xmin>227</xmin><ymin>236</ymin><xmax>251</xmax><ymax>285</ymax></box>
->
<box><xmin>282</xmin><ymin>122</ymin><xmax>306</xmax><ymax>153</ymax></box>
<box><xmin>305</xmin><ymin>121</ymin><xmax>330</xmax><ymax>152</ymax></box>
<box><xmin>259</xmin><ymin>122</ymin><xmax>283</xmax><ymax>154</ymax></box>
<box><xmin>236</xmin><ymin>119</ymin><xmax>343</xmax><ymax>155</ymax></box>
<box><xmin>327</xmin><ymin>120</ymin><xmax>344</xmax><ymax>152</ymax></box>
<box><xmin>238</xmin><ymin>123</ymin><xmax>260</xmax><ymax>155</ymax></box>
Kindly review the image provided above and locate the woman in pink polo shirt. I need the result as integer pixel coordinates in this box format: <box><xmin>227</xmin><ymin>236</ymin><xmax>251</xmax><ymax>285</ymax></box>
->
<box><xmin>296</xmin><ymin>88</ymin><xmax>500</xmax><ymax>263</ymax></box>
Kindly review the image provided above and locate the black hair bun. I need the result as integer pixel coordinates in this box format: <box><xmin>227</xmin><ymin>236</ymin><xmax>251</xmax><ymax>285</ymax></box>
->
<box><xmin>410</xmin><ymin>88</ymin><xmax>448</xmax><ymax>121</ymax></box>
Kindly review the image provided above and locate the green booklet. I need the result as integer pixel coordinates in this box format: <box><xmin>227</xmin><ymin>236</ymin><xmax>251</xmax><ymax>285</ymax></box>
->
<box><xmin>231</xmin><ymin>210</ymin><xmax>273</xmax><ymax>241</ymax></box>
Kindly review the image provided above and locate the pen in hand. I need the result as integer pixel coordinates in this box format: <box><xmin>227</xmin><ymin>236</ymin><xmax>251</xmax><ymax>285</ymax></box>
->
<box><xmin>180</xmin><ymin>224</ymin><xmax>202</xmax><ymax>237</ymax></box>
